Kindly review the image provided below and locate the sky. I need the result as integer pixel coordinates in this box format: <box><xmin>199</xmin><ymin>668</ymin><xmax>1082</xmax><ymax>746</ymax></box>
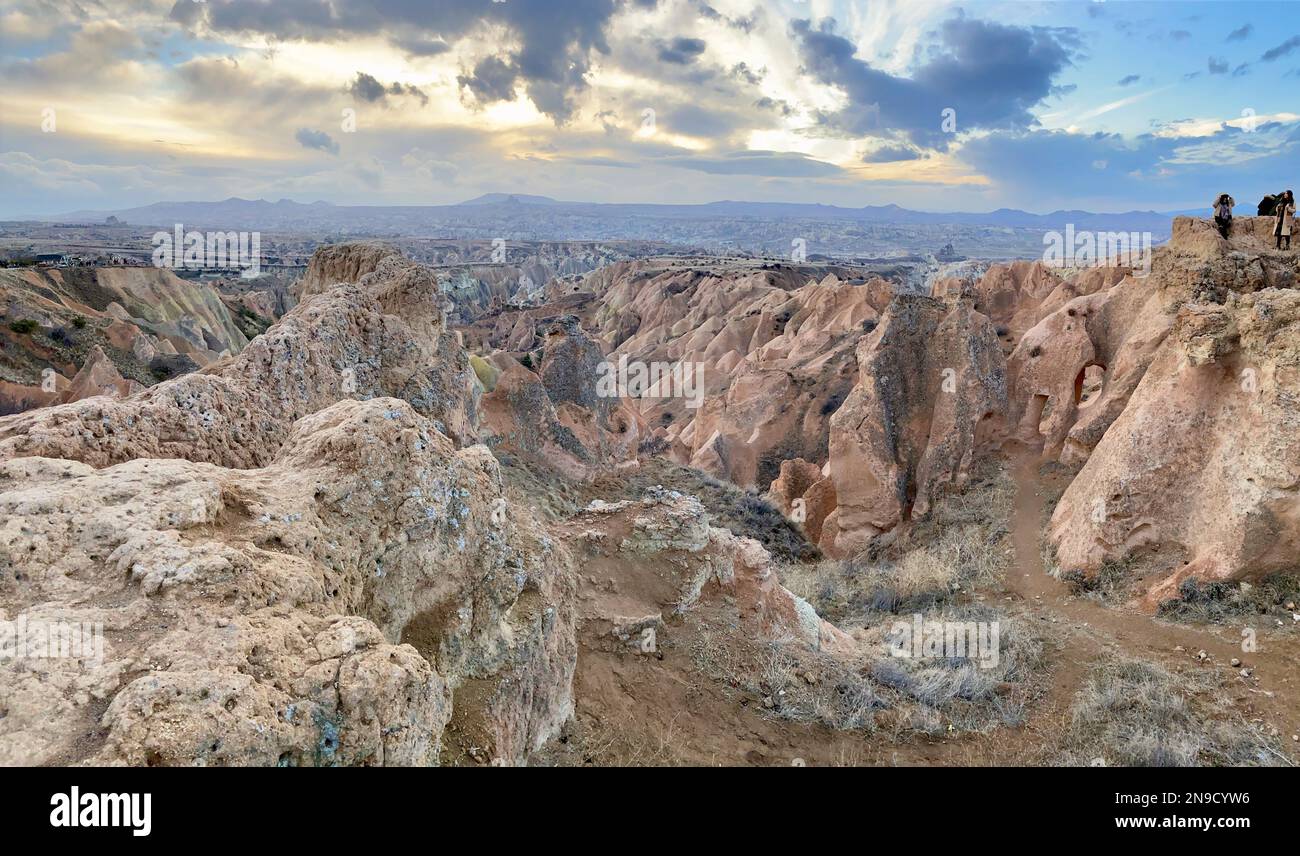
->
<box><xmin>1</xmin><ymin>0</ymin><xmax>1298</xmax><ymax>216</ymax></box>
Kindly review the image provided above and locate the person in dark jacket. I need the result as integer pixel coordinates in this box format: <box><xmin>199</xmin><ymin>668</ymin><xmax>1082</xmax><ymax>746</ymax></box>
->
<box><xmin>1212</xmin><ymin>193</ymin><xmax>1235</xmax><ymax>239</ymax></box>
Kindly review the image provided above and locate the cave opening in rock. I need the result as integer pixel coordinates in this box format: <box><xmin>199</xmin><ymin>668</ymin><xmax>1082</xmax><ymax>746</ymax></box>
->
<box><xmin>1074</xmin><ymin>363</ymin><xmax>1107</xmax><ymax>409</ymax></box>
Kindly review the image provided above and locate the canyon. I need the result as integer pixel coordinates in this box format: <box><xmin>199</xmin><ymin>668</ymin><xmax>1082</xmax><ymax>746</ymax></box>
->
<box><xmin>1</xmin><ymin>215</ymin><xmax>1296</xmax><ymax>766</ymax></box>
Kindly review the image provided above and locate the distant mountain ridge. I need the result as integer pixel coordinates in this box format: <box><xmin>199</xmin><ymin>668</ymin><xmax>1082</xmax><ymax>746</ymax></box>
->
<box><xmin>41</xmin><ymin>195</ymin><xmax>1196</xmax><ymax>234</ymax></box>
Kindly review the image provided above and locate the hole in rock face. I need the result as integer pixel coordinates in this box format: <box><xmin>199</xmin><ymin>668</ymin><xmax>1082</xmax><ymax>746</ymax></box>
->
<box><xmin>1029</xmin><ymin>394</ymin><xmax>1051</xmax><ymax>436</ymax></box>
<box><xmin>1074</xmin><ymin>363</ymin><xmax>1107</xmax><ymax>408</ymax></box>
<box><xmin>400</xmin><ymin>599</ymin><xmax>460</xmax><ymax>667</ymax></box>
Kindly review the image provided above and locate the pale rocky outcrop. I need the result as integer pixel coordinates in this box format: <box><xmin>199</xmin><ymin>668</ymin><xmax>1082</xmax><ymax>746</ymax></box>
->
<box><xmin>1007</xmin><ymin>275</ymin><xmax>1173</xmax><ymax>463</ymax></box>
<box><xmin>1050</xmin><ymin>287</ymin><xmax>1300</xmax><ymax>605</ymax></box>
<box><xmin>0</xmin><ymin>397</ymin><xmax>575</xmax><ymax>766</ymax></box>
<box><xmin>562</xmin><ymin>489</ymin><xmax>853</xmax><ymax>657</ymax></box>
<box><xmin>0</xmin><ymin>243</ymin><xmax>571</xmax><ymax>766</ymax></box>
<box><xmin>0</xmin><ymin>245</ymin><xmax>479</xmax><ymax>467</ymax></box>
<box><xmin>297</xmin><ymin>241</ymin><xmax>401</xmax><ymax>300</ymax></box>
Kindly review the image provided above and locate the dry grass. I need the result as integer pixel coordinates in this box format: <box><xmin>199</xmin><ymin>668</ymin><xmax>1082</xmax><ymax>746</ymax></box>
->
<box><xmin>689</xmin><ymin>604</ymin><xmax>1045</xmax><ymax>739</ymax></box>
<box><xmin>530</xmin><ymin>713</ymin><xmax>691</xmax><ymax>767</ymax></box>
<box><xmin>1055</xmin><ymin>657</ymin><xmax>1292</xmax><ymax>767</ymax></box>
<box><xmin>1157</xmin><ymin>573</ymin><xmax>1300</xmax><ymax>634</ymax></box>
<box><xmin>752</xmin><ymin>460</ymin><xmax>1048</xmax><ymax>738</ymax></box>
<box><xmin>781</xmin><ymin>461</ymin><xmax>1014</xmax><ymax>625</ymax></box>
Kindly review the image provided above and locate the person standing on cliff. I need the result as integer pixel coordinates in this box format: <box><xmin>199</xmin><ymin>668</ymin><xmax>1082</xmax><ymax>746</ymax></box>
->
<box><xmin>1274</xmin><ymin>190</ymin><xmax>1294</xmax><ymax>250</ymax></box>
<box><xmin>1212</xmin><ymin>193</ymin><xmax>1234</xmax><ymax>239</ymax></box>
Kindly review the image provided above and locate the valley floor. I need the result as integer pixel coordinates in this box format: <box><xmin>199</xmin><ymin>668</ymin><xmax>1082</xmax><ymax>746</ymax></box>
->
<box><xmin>530</xmin><ymin>451</ymin><xmax>1299</xmax><ymax>767</ymax></box>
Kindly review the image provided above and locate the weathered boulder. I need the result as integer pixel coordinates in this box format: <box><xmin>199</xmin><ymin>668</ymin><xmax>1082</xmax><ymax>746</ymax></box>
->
<box><xmin>0</xmin><ymin>397</ymin><xmax>575</xmax><ymax>766</ymax></box>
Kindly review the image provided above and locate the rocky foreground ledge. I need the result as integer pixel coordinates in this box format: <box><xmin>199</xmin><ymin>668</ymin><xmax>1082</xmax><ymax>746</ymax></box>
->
<box><xmin>0</xmin><ymin>243</ymin><xmax>833</xmax><ymax>766</ymax></box>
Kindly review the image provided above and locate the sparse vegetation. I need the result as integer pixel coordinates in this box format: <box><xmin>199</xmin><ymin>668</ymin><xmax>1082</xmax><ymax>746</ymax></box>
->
<box><xmin>1055</xmin><ymin>658</ymin><xmax>1291</xmax><ymax>767</ymax></box>
<box><xmin>1158</xmin><ymin>573</ymin><xmax>1300</xmax><ymax>631</ymax></box>
<box><xmin>8</xmin><ymin>319</ymin><xmax>39</xmax><ymax>335</ymax></box>
<box><xmin>690</xmin><ymin>605</ymin><xmax>1044</xmax><ymax>738</ymax></box>
<box><xmin>1059</xmin><ymin>556</ymin><xmax>1132</xmax><ymax>600</ymax></box>
<box><xmin>781</xmin><ymin>461</ymin><xmax>1013</xmax><ymax>623</ymax></box>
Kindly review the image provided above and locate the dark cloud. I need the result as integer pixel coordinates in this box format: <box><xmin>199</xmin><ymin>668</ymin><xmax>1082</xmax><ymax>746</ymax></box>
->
<box><xmin>295</xmin><ymin>128</ymin><xmax>339</xmax><ymax>155</ymax></box>
<box><xmin>457</xmin><ymin>56</ymin><xmax>519</xmax><ymax>104</ymax></box>
<box><xmin>732</xmin><ymin>62</ymin><xmax>763</xmax><ymax>85</ymax></box>
<box><xmin>1261</xmin><ymin>35</ymin><xmax>1300</xmax><ymax>61</ymax></box>
<box><xmin>168</xmin><ymin>0</ymin><xmax>205</xmax><ymax>28</ymax></box>
<box><xmin>791</xmin><ymin>16</ymin><xmax>1077</xmax><ymax>150</ymax></box>
<box><xmin>1208</xmin><ymin>56</ymin><xmax>1228</xmax><ymax>74</ymax></box>
<box><xmin>692</xmin><ymin>0</ymin><xmax>758</xmax><ymax>32</ymax></box>
<box><xmin>349</xmin><ymin>72</ymin><xmax>386</xmax><ymax>102</ymax></box>
<box><xmin>754</xmin><ymin>96</ymin><xmax>793</xmax><ymax>117</ymax></box>
<box><xmin>1232</xmin><ymin>63</ymin><xmax>1251</xmax><ymax>77</ymax></box>
<box><xmin>348</xmin><ymin>72</ymin><xmax>429</xmax><ymax>106</ymax></box>
<box><xmin>187</xmin><ymin>0</ymin><xmax>620</xmax><ymax>123</ymax></box>
<box><xmin>1170</xmin><ymin>30</ymin><xmax>1191</xmax><ymax>41</ymax></box>
<box><xmin>1117</xmin><ymin>74</ymin><xmax>1140</xmax><ymax>86</ymax></box>
<box><xmin>657</xmin><ymin>37</ymin><xmax>707</xmax><ymax>65</ymax></box>
<box><xmin>1226</xmin><ymin>24</ymin><xmax>1253</xmax><ymax>41</ymax></box>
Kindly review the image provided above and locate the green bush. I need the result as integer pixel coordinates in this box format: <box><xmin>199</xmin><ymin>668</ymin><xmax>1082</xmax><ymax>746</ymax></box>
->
<box><xmin>8</xmin><ymin>319</ymin><xmax>39</xmax><ymax>335</ymax></box>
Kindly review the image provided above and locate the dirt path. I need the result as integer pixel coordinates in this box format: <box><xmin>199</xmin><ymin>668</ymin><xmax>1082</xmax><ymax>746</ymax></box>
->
<box><xmin>1003</xmin><ymin>446</ymin><xmax>1299</xmax><ymax>761</ymax></box>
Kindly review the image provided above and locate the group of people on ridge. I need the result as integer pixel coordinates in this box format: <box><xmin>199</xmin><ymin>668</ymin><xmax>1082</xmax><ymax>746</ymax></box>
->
<box><xmin>1213</xmin><ymin>190</ymin><xmax>1294</xmax><ymax>249</ymax></box>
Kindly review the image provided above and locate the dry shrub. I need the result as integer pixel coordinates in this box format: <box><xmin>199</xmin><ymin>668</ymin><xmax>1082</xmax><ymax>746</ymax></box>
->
<box><xmin>1056</xmin><ymin>658</ymin><xmax>1292</xmax><ymax>767</ymax></box>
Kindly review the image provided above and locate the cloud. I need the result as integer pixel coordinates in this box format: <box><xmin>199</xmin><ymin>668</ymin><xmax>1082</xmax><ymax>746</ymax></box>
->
<box><xmin>351</xmin><ymin>155</ymin><xmax>384</xmax><ymax>190</ymax></box>
<box><xmin>295</xmin><ymin>128</ymin><xmax>340</xmax><ymax>155</ymax></box>
<box><xmin>1261</xmin><ymin>35</ymin><xmax>1300</xmax><ymax>61</ymax></box>
<box><xmin>959</xmin><ymin>121</ymin><xmax>1300</xmax><ymax>206</ymax></box>
<box><xmin>401</xmin><ymin>148</ymin><xmax>458</xmax><ymax>183</ymax></box>
<box><xmin>862</xmin><ymin>145</ymin><xmax>922</xmax><ymax>163</ymax></box>
<box><xmin>791</xmin><ymin>16</ymin><xmax>1077</xmax><ymax>150</ymax></box>
<box><xmin>657</xmin><ymin>150</ymin><xmax>842</xmax><ymax>177</ymax></box>
<box><xmin>657</xmin><ymin>37</ymin><xmax>707</xmax><ymax>65</ymax></box>
<box><xmin>1208</xmin><ymin>56</ymin><xmax>1228</xmax><ymax>75</ymax></box>
<box><xmin>395</xmin><ymin>37</ymin><xmax>451</xmax><ymax>57</ymax></box>
<box><xmin>1117</xmin><ymin>74</ymin><xmax>1140</xmax><ymax>86</ymax></box>
<box><xmin>1226</xmin><ymin>24</ymin><xmax>1253</xmax><ymax>42</ymax></box>
<box><xmin>348</xmin><ymin>72</ymin><xmax>428</xmax><ymax>106</ymax></box>
<box><xmin>349</xmin><ymin>72</ymin><xmax>387</xmax><ymax>102</ymax></box>
<box><xmin>185</xmin><ymin>0</ymin><xmax>620</xmax><ymax>123</ymax></box>
<box><xmin>457</xmin><ymin>56</ymin><xmax>519</xmax><ymax>105</ymax></box>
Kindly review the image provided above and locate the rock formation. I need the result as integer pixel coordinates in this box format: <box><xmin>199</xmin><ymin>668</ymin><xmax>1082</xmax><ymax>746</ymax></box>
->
<box><xmin>1</xmin><ymin>266</ymin><xmax>250</xmax><ymax>415</ymax></box>
<box><xmin>1047</xmin><ymin>218</ymin><xmax>1299</xmax><ymax>604</ymax></box>
<box><xmin>821</xmin><ymin>294</ymin><xmax>1007</xmax><ymax>556</ymax></box>
<box><xmin>0</xmin><ymin>243</ymin><xmax>569</xmax><ymax>766</ymax></box>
